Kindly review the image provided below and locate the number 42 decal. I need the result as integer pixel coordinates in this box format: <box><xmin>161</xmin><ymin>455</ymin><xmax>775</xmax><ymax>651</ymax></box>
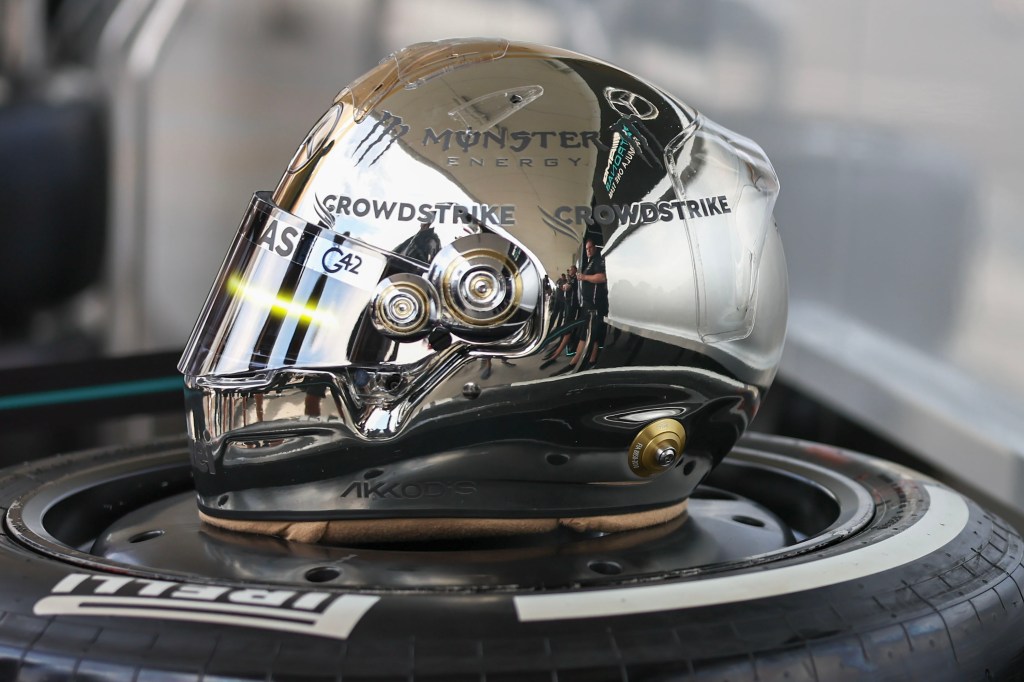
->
<box><xmin>322</xmin><ymin>247</ymin><xmax>362</xmax><ymax>275</ymax></box>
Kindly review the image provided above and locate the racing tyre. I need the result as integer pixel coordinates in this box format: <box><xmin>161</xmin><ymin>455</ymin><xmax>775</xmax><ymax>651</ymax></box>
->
<box><xmin>1</xmin><ymin>433</ymin><xmax>1022</xmax><ymax>680</ymax></box>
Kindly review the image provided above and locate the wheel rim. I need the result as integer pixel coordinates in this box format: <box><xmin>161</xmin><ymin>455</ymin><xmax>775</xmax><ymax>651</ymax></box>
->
<box><xmin>5</xmin><ymin>441</ymin><xmax>874</xmax><ymax>592</ymax></box>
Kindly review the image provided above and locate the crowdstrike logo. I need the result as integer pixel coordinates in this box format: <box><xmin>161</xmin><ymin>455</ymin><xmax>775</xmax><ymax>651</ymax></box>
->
<box><xmin>313</xmin><ymin>193</ymin><xmax>516</xmax><ymax>228</ymax></box>
<box><xmin>539</xmin><ymin>195</ymin><xmax>733</xmax><ymax>235</ymax></box>
<box><xmin>35</xmin><ymin>574</ymin><xmax>379</xmax><ymax>640</ymax></box>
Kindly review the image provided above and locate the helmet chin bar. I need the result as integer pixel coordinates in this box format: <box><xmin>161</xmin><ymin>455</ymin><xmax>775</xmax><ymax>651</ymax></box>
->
<box><xmin>184</xmin><ymin>355</ymin><xmax>759</xmax><ymax>521</ymax></box>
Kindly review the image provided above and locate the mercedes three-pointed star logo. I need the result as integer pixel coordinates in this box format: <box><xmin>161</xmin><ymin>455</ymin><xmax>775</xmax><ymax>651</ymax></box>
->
<box><xmin>603</xmin><ymin>87</ymin><xmax>659</xmax><ymax>120</ymax></box>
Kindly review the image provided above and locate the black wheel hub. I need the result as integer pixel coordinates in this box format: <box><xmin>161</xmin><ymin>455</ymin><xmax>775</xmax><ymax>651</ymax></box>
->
<box><xmin>5</xmin><ymin>439</ymin><xmax>874</xmax><ymax>592</ymax></box>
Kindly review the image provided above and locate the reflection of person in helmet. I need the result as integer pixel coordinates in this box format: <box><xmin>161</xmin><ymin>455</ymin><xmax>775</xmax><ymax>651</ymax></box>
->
<box><xmin>568</xmin><ymin>238</ymin><xmax>608</xmax><ymax>370</ymax></box>
<box><xmin>541</xmin><ymin>264</ymin><xmax>581</xmax><ymax>366</ymax></box>
<box><xmin>177</xmin><ymin>38</ymin><xmax>786</xmax><ymax>543</ymax></box>
<box><xmin>393</xmin><ymin>221</ymin><xmax>441</xmax><ymax>264</ymax></box>
<box><xmin>548</xmin><ymin>273</ymin><xmax>566</xmax><ymax>329</ymax></box>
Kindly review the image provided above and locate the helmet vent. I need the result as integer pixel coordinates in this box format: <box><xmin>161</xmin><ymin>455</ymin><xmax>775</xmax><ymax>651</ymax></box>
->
<box><xmin>448</xmin><ymin>85</ymin><xmax>544</xmax><ymax>133</ymax></box>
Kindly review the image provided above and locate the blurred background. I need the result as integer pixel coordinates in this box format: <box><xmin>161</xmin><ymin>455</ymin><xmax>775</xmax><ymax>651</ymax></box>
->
<box><xmin>1</xmin><ymin>0</ymin><xmax>1022</xmax><ymax>526</ymax></box>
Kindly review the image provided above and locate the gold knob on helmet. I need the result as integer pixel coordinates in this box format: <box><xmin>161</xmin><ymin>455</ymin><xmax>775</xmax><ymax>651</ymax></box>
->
<box><xmin>628</xmin><ymin>419</ymin><xmax>686</xmax><ymax>477</ymax></box>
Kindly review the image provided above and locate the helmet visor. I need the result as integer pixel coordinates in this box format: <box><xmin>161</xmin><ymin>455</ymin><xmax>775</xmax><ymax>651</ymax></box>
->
<box><xmin>179</xmin><ymin>192</ymin><xmax>401</xmax><ymax>377</ymax></box>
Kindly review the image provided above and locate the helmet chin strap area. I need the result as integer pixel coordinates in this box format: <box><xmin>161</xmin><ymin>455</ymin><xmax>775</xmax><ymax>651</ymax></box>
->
<box><xmin>198</xmin><ymin>501</ymin><xmax>689</xmax><ymax>543</ymax></box>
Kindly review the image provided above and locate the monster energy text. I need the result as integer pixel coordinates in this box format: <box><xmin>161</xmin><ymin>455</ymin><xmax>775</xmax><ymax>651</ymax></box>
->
<box><xmin>422</xmin><ymin>127</ymin><xmax>607</xmax><ymax>153</ymax></box>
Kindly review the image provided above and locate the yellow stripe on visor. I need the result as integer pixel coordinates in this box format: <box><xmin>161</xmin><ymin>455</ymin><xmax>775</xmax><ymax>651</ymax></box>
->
<box><xmin>178</xmin><ymin>192</ymin><xmax>401</xmax><ymax>378</ymax></box>
<box><xmin>225</xmin><ymin>274</ymin><xmax>338</xmax><ymax>329</ymax></box>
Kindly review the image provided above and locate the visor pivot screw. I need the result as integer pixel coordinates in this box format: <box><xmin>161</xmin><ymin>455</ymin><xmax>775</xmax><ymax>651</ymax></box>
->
<box><xmin>462</xmin><ymin>270</ymin><xmax>502</xmax><ymax>309</ymax></box>
<box><xmin>432</xmin><ymin>236</ymin><xmax>530</xmax><ymax>337</ymax></box>
<box><xmin>462</xmin><ymin>382</ymin><xmax>481</xmax><ymax>399</ymax></box>
<box><xmin>371</xmin><ymin>275</ymin><xmax>436</xmax><ymax>339</ymax></box>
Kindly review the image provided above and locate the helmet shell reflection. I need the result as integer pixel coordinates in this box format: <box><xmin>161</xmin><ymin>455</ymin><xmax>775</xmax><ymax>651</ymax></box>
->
<box><xmin>178</xmin><ymin>38</ymin><xmax>787</xmax><ymax>525</ymax></box>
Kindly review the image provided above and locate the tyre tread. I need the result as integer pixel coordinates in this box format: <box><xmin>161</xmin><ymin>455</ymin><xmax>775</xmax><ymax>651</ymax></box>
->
<box><xmin>0</xmin><ymin>438</ymin><xmax>1022</xmax><ymax>680</ymax></box>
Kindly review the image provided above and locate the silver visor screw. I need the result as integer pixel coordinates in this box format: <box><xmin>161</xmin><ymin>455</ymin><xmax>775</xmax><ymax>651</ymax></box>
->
<box><xmin>655</xmin><ymin>445</ymin><xmax>677</xmax><ymax>468</ymax></box>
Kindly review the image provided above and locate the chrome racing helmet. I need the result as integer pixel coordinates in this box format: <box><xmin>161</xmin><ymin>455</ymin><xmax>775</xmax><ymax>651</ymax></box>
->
<box><xmin>178</xmin><ymin>38</ymin><xmax>787</xmax><ymax>540</ymax></box>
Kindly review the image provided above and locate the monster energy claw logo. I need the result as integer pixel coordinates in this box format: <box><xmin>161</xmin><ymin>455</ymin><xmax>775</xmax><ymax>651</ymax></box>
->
<box><xmin>353</xmin><ymin>111</ymin><xmax>410</xmax><ymax>167</ymax></box>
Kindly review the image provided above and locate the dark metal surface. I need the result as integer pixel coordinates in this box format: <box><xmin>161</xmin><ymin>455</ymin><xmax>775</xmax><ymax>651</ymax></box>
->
<box><xmin>6</xmin><ymin>439</ymin><xmax>874</xmax><ymax>592</ymax></box>
<box><xmin>89</xmin><ymin>491</ymin><xmax>788</xmax><ymax>589</ymax></box>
